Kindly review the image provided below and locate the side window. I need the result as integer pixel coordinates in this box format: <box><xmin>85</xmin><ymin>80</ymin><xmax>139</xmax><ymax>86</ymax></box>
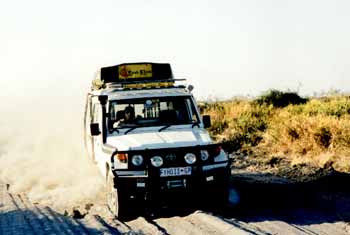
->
<box><xmin>187</xmin><ymin>98</ymin><xmax>199</xmax><ymax>123</ymax></box>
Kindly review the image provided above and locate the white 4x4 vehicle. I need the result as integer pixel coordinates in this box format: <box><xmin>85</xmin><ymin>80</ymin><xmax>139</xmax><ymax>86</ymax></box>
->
<box><xmin>84</xmin><ymin>63</ymin><xmax>230</xmax><ymax>218</ymax></box>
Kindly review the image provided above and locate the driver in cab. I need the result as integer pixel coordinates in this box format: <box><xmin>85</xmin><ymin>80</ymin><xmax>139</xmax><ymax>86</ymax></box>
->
<box><xmin>123</xmin><ymin>106</ymin><xmax>135</xmax><ymax>124</ymax></box>
<box><xmin>114</xmin><ymin>106</ymin><xmax>135</xmax><ymax>128</ymax></box>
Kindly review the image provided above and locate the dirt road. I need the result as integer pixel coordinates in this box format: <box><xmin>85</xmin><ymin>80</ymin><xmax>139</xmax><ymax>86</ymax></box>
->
<box><xmin>0</xmin><ymin>182</ymin><xmax>258</xmax><ymax>235</ymax></box>
<box><xmin>2</xmin><ymin>173</ymin><xmax>350</xmax><ymax>235</ymax></box>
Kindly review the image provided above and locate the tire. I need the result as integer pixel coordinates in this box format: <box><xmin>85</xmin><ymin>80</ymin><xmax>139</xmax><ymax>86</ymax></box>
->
<box><xmin>106</xmin><ymin>174</ymin><xmax>127</xmax><ymax>219</ymax></box>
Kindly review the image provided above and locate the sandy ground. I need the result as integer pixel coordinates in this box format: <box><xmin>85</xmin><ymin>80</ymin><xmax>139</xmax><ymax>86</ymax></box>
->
<box><xmin>2</xmin><ymin>169</ymin><xmax>350</xmax><ymax>235</ymax></box>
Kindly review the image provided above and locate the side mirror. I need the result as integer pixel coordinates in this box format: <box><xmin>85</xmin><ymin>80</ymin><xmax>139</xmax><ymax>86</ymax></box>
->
<box><xmin>202</xmin><ymin>115</ymin><xmax>211</xmax><ymax>128</ymax></box>
<box><xmin>90</xmin><ymin>123</ymin><xmax>101</xmax><ymax>136</ymax></box>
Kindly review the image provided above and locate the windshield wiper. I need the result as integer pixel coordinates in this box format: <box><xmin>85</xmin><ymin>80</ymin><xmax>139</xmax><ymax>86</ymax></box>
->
<box><xmin>192</xmin><ymin>122</ymin><xmax>200</xmax><ymax>128</ymax></box>
<box><xmin>158</xmin><ymin>124</ymin><xmax>172</xmax><ymax>132</ymax></box>
<box><xmin>125</xmin><ymin>126</ymin><xmax>142</xmax><ymax>135</ymax></box>
<box><xmin>109</xmin><ymin>128</ymin><xmax>120</xmax><ymax>134</ymax></box>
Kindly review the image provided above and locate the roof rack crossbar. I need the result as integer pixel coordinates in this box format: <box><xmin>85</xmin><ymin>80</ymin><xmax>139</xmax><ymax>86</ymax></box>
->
<box><xmin>109</xmin><ymin>85</ymin><xmax>187</xmax><ymax>93</ymax></box>
<box><xmin>108</xmin><ymin>78</ymin><xmax>185</xmax><ymax>85</ymax></box>
<box><xmin>104</xmin><ymin>79</ymin><xmax>186</xmax><ymax>88</ymax></box>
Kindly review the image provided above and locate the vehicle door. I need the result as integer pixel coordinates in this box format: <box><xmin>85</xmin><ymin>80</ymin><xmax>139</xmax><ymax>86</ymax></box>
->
<box><xmin>91</xmin><ymin>103</ymin><xmax>105</xmax><ymax>172</ymax></box>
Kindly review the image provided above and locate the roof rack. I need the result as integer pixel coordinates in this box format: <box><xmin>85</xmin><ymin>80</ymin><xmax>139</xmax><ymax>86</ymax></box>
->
<box><xmin>105</xmin><ymin>79</ymin><xmax>186</xmax><ymax>90</ymax></box>
<box><xmin>106</xmin><ymin>78</ymin><xmax>186</xmax><ymax>88</ymax></box>
<box><xmin>91</xmin><ymin>62</ymin><xmax>185</xmax><ymax>91</ymax></box>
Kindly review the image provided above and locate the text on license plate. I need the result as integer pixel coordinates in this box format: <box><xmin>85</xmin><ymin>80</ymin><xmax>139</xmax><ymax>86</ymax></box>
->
<box><xmin>160</xmin><ymin>167</ymin><xmax>192</xmax><ymax>177</ymax></box>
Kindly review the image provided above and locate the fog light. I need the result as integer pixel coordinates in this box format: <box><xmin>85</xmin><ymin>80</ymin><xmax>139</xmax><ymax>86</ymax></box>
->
<box><xmin>131</xmin><ymin>155</ymin><xmax>143</xmax><ymax>166</ymax></box>
<box><xmin>184</xmin><ymin>153</ymin><xmax>196</xmax><ymax>164</ymax></box>
<box><xmin>151</xmin><ymin>156</ymin><xmax>163</xmax><ymax>167</ymax></box>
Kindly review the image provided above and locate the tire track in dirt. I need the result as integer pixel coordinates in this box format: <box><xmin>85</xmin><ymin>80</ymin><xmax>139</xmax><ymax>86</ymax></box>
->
<box><xmin>126</xmin><ymin>216</ymin><xmax>168</xmax><ymax>235</ymax></box>
<box><xmin>125</xmin><ymin>211</ymin><xmax>266</xmax><ymax>235</ymax></box>
<box><xmin>1</xmin><ymin>183</ymin><xmax>135</xmax><ymax>235</ymax></box>
<box><xmin>1</xmin><ymin>185</ymin><xmax>37</xmax><ymax>235</ymax></box>
<box><xmin>154</xmin><ymin>215</ymin><xmax>207</xmax><ymax>235</ymax></box>
<box><xmin>187</xmin><ymin>211</ymin><xmax>266</xmax><ymax>235</ymax></box>
<box><xmin>237</xmin><ymin>213</ymin><xmax>350</xmax><ymax>235</ymax></box>
<box><xmin>3</xmin><ymin>181</ymin><xmax>350</xmax><ymax>235</ymax></box>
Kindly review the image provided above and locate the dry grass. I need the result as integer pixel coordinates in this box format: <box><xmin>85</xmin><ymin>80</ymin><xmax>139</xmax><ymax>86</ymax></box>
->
<box><xmin>200</xmin><ymin>92</ymin><xmax>350</xmax><ymax>173</ymax></box>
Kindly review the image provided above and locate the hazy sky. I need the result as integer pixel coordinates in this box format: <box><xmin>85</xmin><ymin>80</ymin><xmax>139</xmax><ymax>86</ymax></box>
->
<box><xmin>1</xmin><ymin>0</ymin><xmax>349</xmax><ymax>100</ymax></box>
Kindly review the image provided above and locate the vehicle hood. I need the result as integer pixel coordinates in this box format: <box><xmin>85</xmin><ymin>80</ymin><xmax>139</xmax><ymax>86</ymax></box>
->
<box><xmin>106</xmin><ymin>128</ymin><xmax>212</xmax><ymax>151</ymax></box>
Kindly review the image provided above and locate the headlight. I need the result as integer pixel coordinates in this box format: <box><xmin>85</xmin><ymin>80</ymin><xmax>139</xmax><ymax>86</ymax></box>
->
<box><xmin>200</xmin><ymin>150</ymin><xmax>209</xmax><ymax>161</ymax></box>
<box><xmin>151</xmin><ymin>156</ymin><xmax>163</xmax><ymax>167</ymax></box>
<box><xmin>131</xmin><ymin>155</ymin><xmax>143</xmax><ymax>166</ymax></box>
<box><xmin>184</xmin><ymin>153</ymin><xmax>196</xmax><ymax>164</ymax></box>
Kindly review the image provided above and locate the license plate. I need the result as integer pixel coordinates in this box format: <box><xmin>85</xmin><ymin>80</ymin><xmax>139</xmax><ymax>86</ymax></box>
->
<box><xmin>160</xmin><ymin>167</ymin><xmax>192</xmax><ymax>177</ymax></box>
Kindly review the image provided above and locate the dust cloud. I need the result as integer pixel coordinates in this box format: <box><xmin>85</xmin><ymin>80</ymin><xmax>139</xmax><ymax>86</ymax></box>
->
<box><xmin>0</xmin><ymin>82</ymin><xmax>105</xmax><ymax>212</ymax></box>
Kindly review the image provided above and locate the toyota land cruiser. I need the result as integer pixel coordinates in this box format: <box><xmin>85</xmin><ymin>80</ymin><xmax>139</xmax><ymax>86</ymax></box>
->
<box><xmin>83</xmin><ymin>63</ymin><xmax>230</xmax><ymax>218</ymax></box>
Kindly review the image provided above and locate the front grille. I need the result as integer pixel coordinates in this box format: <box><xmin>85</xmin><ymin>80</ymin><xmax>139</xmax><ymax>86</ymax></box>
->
<box><xmin>164</xmin><ymin>153</ymin><xmax>177</xmax><ymax>163</ymax></box>
<box><xmin>162</xmin><ymin>153</ymin><xmax>186</xmax><ymax>167</ymax></box>
<box><xmin>161</xmin><ymin>151</ymin><xmax>197</xmax><ymax>167</ymax></box>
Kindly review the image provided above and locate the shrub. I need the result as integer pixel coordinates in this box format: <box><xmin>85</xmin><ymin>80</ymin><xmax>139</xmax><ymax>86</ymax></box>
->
<box><xmin>255</xmin><ymin>90</ymin><xmax>308</xmax><ymax>108</ymax></box>
<box><xmin>287</xmin><ymin>127</ymin><xmax>300</xmax><ymax>141</ymax></box>
<box><xmin>302</xmin><ymin>97</ymin><xmax>350</xmax><ymax>117</ymax></box>
<box><xmin>201</xmin><ymin>102</ymin><xmax>228</xmax><ymax>135</ymax></box>
<box><xmin>314</xmin><ymin>127</ymin><xmax>332</xmax><ymax>148</ymax></box>
<box><xmin>221</xmin><ymin>104</ymin><xmax>270</xmax><ymax>151</ymax></box>
<box><xmin>200</xmin><ymin>93</ymin><xmax>350</xmax><ymax>173</ymax></box>
<box><xmin>209</xmin><ymin>119</ymin><xmax>229</xmax><ymax>135</ymax></box>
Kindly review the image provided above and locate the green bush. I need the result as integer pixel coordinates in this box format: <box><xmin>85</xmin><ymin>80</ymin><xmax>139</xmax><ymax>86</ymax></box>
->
<box><xmin>209</xmin><ymin>119</ymin><xmax>228</xmax><ymax>135</ymax></box>
<box><xmin>200</xmin><ymin>92</ymin><xmax>350</xmax><ymax>173</ymax></box>
<box><xmin>302</xmin><ymin>97</ymin><xmax>350</xmax><ymax>117</ymax></box>
<box><xmin>222</xmin><ymin>105</ymin><xmax>270</xmax><ymax>151</ymax></box>
<box><xmin>255</xmin><ymin>90</ymin><xmax>308</xmax><ymax>108</ymax></box>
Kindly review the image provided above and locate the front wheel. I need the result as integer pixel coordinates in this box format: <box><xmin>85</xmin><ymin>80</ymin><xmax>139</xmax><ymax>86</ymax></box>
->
<box><xmin>106</xmin><ymin>174</ymin><xmax>127</xmax><ymax>219</ymax></box>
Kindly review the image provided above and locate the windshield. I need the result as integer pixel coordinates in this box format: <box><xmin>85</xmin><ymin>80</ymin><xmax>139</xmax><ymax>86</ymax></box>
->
<box><xmin>108</xmin><ymin>96</ymin><xmax>199</xmax><ymax>133</ymax></box>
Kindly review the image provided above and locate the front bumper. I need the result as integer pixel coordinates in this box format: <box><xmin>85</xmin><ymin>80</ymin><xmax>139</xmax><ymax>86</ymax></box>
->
<box><xmin>113</xmin><ymin>161</ymin><xmax>230</xmax><ymax>201</ymax></box>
